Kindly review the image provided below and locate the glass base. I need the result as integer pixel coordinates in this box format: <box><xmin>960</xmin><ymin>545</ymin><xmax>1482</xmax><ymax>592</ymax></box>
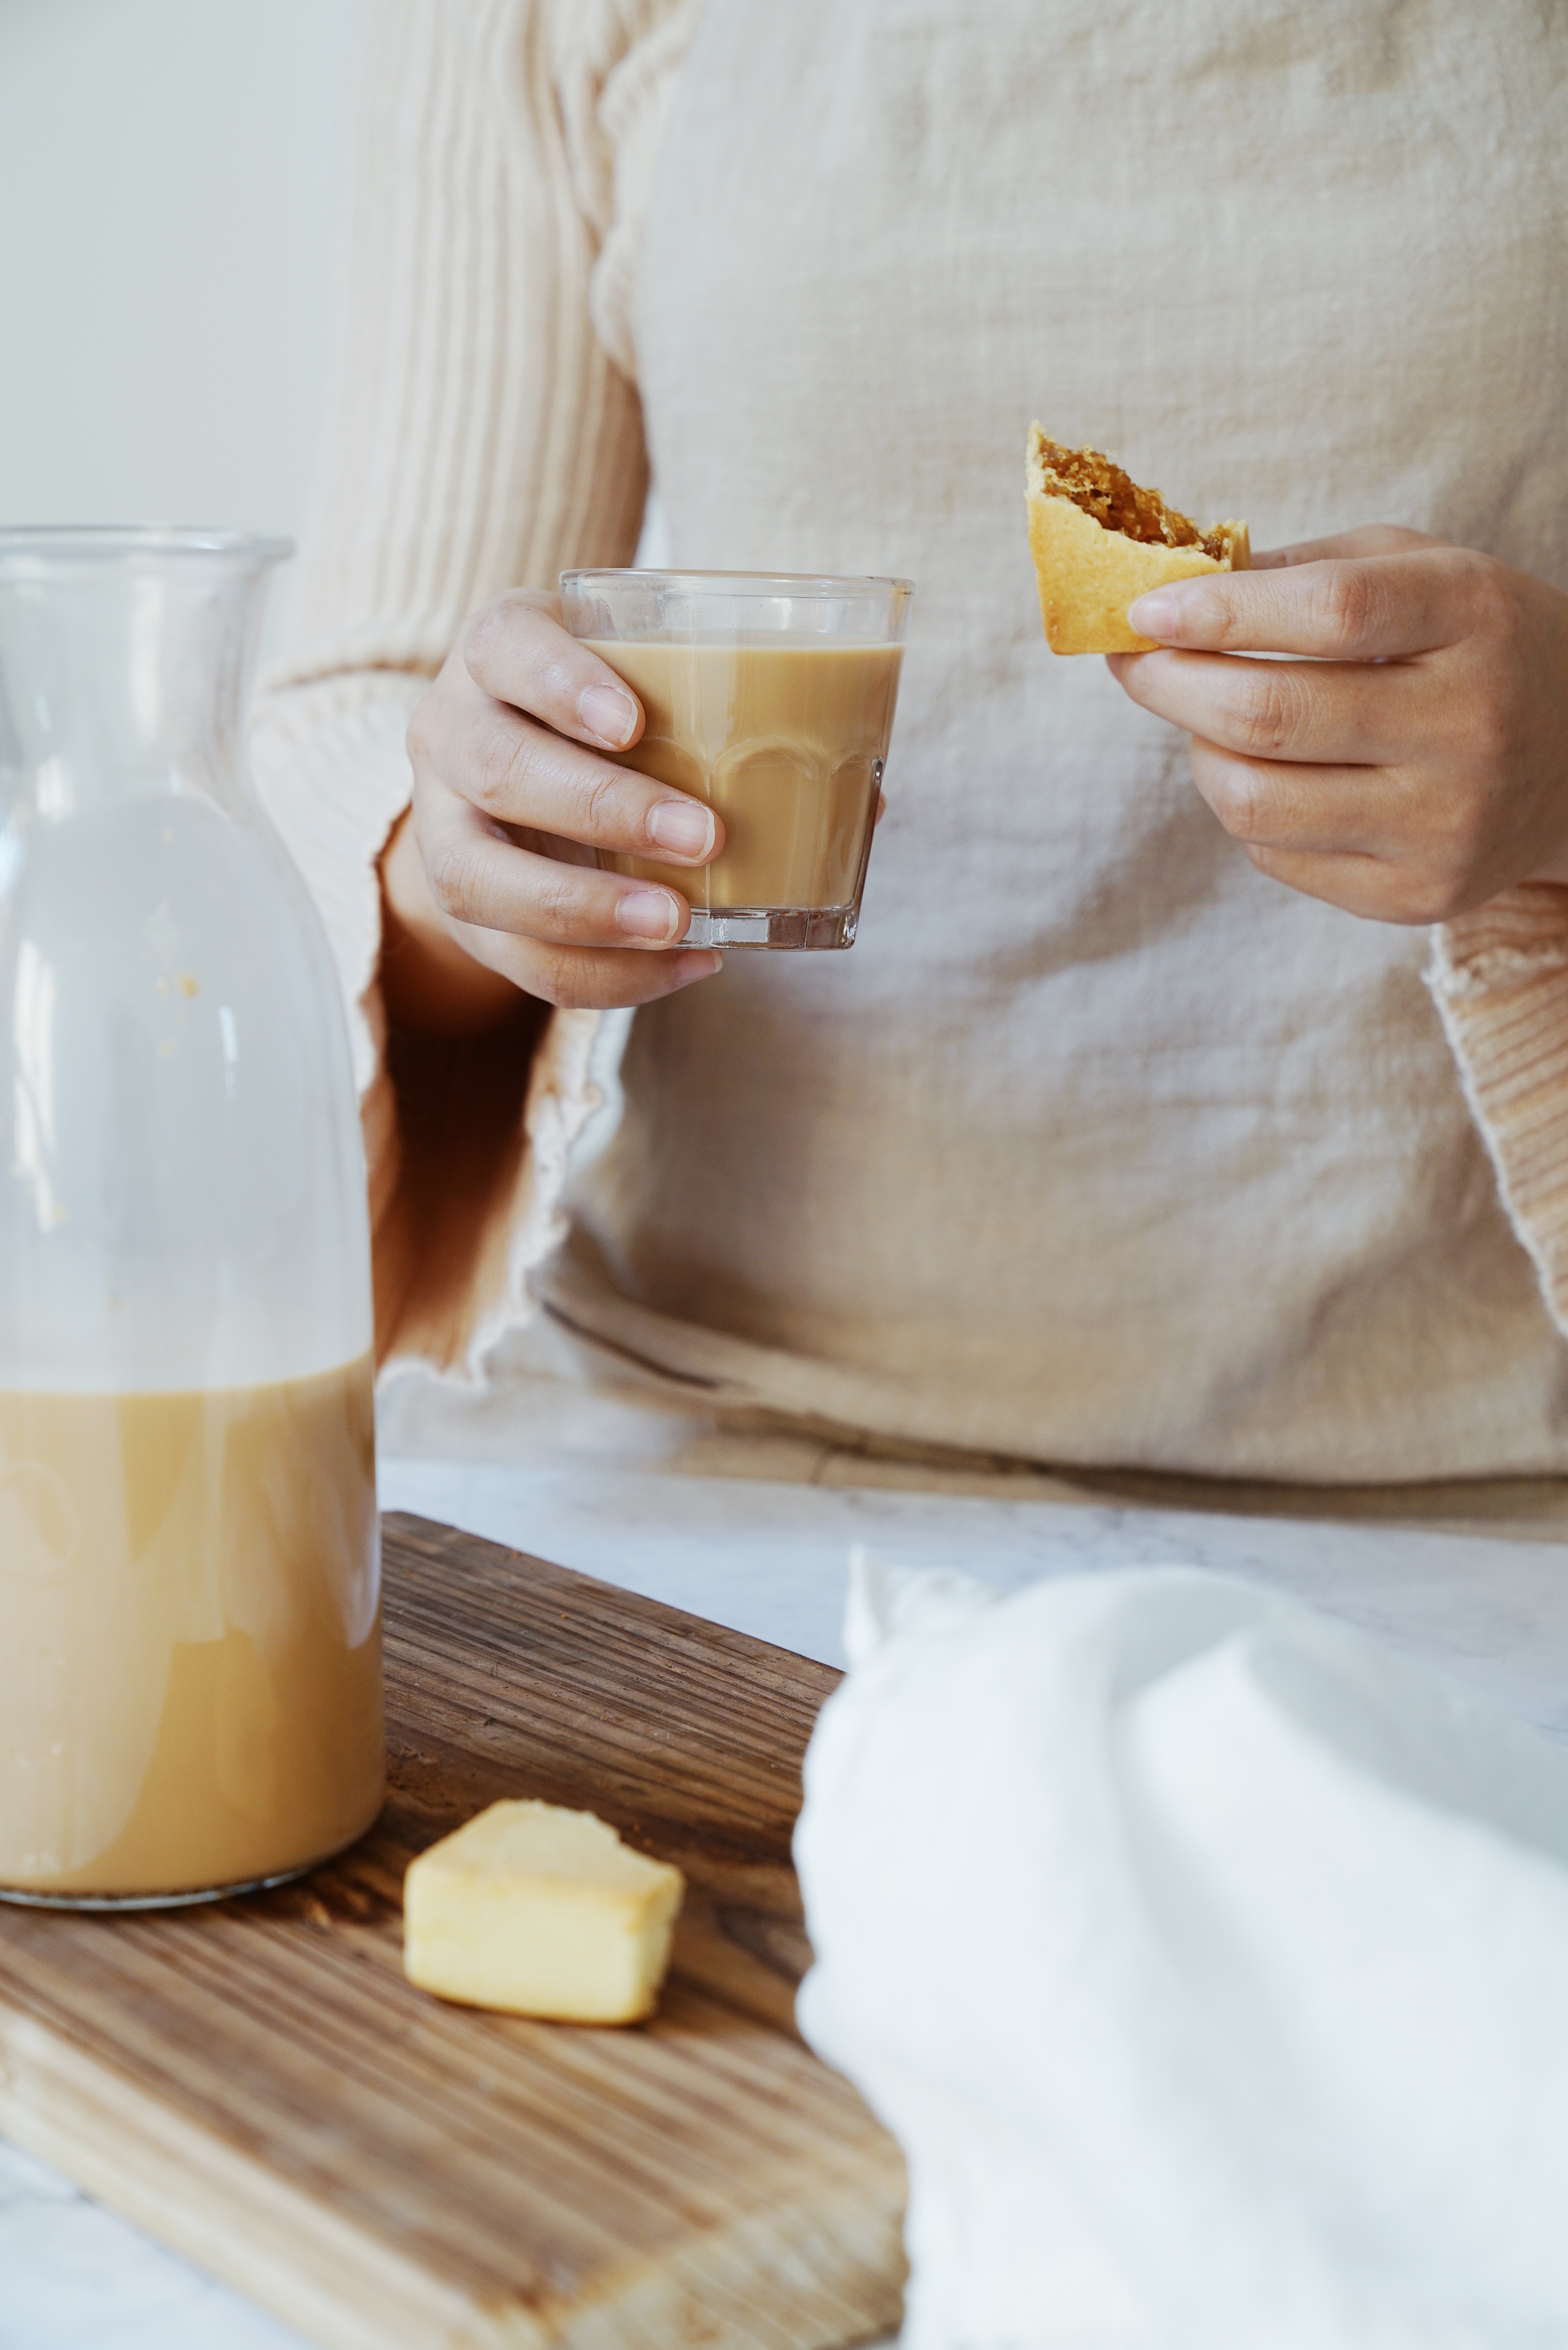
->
<box><xmin>683</xmin><ymin>903</ymin><xmax>857</xmax><ymax>950</ymax></box>
<box><xmin>0</xmin><ymin>1854</ymin><xmax>332</xmax><ymax>1912</ymax></box>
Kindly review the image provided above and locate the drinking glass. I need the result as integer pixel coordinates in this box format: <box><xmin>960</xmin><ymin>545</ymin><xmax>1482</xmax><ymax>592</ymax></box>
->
<box><xmin>0</xmin><ymin>528</ymin><xmax>383</xmax><ymax>1908</ymax></box>
<box><xmin>560</xmin><ymin>570</ymin><xmax>912</xmax><ymax>949</ymax></box>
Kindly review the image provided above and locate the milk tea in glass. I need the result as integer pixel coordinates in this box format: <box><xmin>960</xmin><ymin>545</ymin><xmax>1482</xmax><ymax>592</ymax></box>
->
<box><xmin>560</xmin><ymin>571</ymin><xmax>912</xmax><ymax>950</ymax></box>
<box><xmin>0</xmin><ymin>530</ymin><xmax>383</xmax><ymax>1907</ymax></box>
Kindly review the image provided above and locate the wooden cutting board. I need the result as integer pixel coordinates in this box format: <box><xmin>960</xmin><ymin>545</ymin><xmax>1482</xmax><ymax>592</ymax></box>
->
<box><xmin>0</xmin><ymin>1513</ymin><xmax>907</xmax><ymax>2349</ymax></box>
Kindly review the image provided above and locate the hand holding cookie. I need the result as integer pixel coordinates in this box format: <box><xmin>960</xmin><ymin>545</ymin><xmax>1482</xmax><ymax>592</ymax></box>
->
<box><xmin>1106</xmin><ymin>526</ymin><xmax>1568</xmax><ymax>924</ymax></box>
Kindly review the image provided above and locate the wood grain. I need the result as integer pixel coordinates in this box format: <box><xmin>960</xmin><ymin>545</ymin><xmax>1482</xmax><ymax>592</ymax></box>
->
<box><xmin>0</xmin><ymin>1513</ymin><xmax>907</xmax><ymax>2348</ymax></box>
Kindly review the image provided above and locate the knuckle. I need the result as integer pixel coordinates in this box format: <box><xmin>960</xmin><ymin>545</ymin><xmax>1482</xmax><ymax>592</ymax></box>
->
<box><xmin>521</xmin><ymin>948</ymin><xmax>622</xmax><ymax>1013</ymax></box>
<box><xmin>459</xmin><ymin>599</ymin><xmax>506</xmax><ymax>678</ymax></box>
<box><xmin>463</xmin><ymin>589</ymin><xmax>561</xmax><ymax>697</ymax></box>
<box><xmin>462</xmin><ymin>594</ymin><xmax>529</xmax><ymax>676</ymax></box>
<box><xmin>428</xmin><ymin>838</ymin><xmax>495</xmax><ymax>929</ymax></box>
<box><xmin>1361</xmin><ymin>524</ymin><xmax>1428</xmax><ymax>555</ymax></box>
<box><xmin>520</xmin><ymin>954</ymin><xmax>577</xmax><ymax>1009</ymax></box>
<box><xmin>529</xmin><ymin>865</ymin><xmax>586</xmax><ymax>941</ymax></box>
<box><xmin>1311</xmin><ymin>563</ymin><xmax>1376</xmax><ymax>649</ymax></box>
<box><xmin>526</xmin><ymin>935</ymin><xmax>682</xmax><ymax>1010</ymax></box>
<box><xmin>1206</xmin><ymin>591</ymin><xmax>1253</xmax><ymax>653</ymax></box>
<box><xmin>467</xmin><ymin>719</ymin><xmax>533</xmax><ymax>815</ymax></box>
<box><xmin>578</xmin><ymin>767</ymin><xmax>630</xmax><ymax>841</ymax></box>
<box><xmin>1229</xmin><ymin>669</ymin><xmax>1306</xmax><ymax>759</ymax></box>
<box><xmin>1208</xmin><ymin>762</ymin><xmax>1272</xmax><ymax>843</ymax></box>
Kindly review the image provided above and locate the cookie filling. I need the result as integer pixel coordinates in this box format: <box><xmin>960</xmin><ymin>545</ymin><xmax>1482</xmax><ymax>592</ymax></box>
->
<box><xmin>1035</xmin><ymin>437</ymin><xmax>1231</xmax><ymax>563</ymax></box>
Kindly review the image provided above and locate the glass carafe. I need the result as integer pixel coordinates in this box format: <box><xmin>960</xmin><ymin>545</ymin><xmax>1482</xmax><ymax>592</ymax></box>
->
<box><xmin>0</xmin><ymin>529</ymin><xmax>382</xmax><ymax>1907</ymax></box>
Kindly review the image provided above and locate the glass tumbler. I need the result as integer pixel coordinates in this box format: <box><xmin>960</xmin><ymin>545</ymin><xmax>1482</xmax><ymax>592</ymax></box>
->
<box><xmin>0</xmin><ymin>529</ymin><xmax>383</xmax><ymax>1908</ymax></box>
<box><xmin>561</xmin><ymin>570</ymin><xmax>913</xmax><ymax>949</ymax></box>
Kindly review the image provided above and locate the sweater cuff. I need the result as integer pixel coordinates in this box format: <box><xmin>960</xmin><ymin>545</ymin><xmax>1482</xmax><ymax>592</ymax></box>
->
<box><xmin>1427</xmin><ymin>883</ymin><xmax>1568</xmax><ymax>1333</ymax></box>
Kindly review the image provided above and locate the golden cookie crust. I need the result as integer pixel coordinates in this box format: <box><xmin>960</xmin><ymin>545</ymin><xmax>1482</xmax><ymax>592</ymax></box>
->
<box><xmin>1025</xmin><ymin>426</ymin><xmax>1249</xmax><ymax>654</ymax></box>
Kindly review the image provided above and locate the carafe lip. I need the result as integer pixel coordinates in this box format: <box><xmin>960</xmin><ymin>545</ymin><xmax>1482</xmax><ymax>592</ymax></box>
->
<box><xmin>0</xmin><ymin>525</ymin><xmax>292</xmax><ymax>574</ymax></box>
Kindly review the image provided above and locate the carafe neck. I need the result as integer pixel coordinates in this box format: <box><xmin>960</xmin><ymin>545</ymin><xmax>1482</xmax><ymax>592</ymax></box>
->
<box><xmin>0</xmin><ymin>530</ymin><xmax>289</xmax><ymax>823</ymax></box>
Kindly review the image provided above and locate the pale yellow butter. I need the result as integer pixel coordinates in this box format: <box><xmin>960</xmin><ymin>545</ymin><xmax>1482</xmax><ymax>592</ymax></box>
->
<box><xmin>402</xmin><ymin>1798</ymin><xmax>684</xmax><ymax>2024</ymax></box>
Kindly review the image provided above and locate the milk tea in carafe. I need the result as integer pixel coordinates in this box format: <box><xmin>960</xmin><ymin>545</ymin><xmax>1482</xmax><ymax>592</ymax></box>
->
<box><xmin>0</xmin><ymin>530</ymin><xmax>383</xmax><ymax>1905</ymax></box>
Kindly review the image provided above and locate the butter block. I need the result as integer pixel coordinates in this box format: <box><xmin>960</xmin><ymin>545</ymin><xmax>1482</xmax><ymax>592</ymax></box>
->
<box><xmin>403</xmin><ymin>1798</ymin><xmax>684</xmax><ymax>2023</ymax></box>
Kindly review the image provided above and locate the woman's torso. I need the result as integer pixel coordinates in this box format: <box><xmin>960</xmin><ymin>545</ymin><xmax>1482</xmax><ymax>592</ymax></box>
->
<box><xmin>549</xmin><ymin>0</ymin><xmax>1568</xmax><ymax>1479</ymax></box>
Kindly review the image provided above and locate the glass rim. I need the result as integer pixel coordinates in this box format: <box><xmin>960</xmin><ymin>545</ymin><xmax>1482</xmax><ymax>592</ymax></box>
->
<box><xmin>561</xmin><ymin>567</ymin><xmax>913</xmax><ymax>597</ymax></box>
<box><xmin>0</xmin><ymin>525</ymin><xmax>294</xmax><ymax>572</ymax></box>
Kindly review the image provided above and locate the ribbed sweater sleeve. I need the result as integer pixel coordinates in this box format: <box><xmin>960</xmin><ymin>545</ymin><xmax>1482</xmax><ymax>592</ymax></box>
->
<box><xmin>251</xmin><ymin>0</ymin><xmax>672</xmax><ymax>1378</ymax></box>
<box><xmin>1429</xmin><ymin>886</ymin><xmax>1568</xmax><ymax>1338</ymax></box>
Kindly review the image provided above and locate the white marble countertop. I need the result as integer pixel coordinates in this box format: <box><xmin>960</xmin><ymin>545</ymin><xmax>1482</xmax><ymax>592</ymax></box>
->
<box><xmin>6</xmin><ymin>1430</ymin><xmax>1568</xmax><ymax>2348</ymax></box>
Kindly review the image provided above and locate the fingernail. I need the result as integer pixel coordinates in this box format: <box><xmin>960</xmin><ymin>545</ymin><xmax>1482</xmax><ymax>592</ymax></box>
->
<box><xmin>615</xmin><ymin>887</ymin><xmax>683</xmax><ymax>943</ymax></box>
<box><xmin>647</xmin><ymin>798</ymin><xmax>716</xmax><ymax>859</ymax></box>
<box><xmin>579</xmin><ymin>683</ymin><xmax>638</xmax><ymax>747</ymax></box>
<box><xmin>1126</xmin><ymin>588</ymin><xmax>1188</xmax><ymax>638</ymax></box>
<box><xmin>675</xmin><ymin>950</ymin><xmax>723</xmax><ymax>984</ymax></box>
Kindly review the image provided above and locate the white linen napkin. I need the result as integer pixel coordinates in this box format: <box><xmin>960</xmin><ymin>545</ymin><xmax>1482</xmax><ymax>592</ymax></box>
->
<box><xmin>794</xmin><ymin>1550</ymin><xmax>1568</xmax><ymax>2350</ymax></box>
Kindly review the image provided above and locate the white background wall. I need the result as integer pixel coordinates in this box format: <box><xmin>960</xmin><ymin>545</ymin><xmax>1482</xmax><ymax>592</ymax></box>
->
<box><xmin>0</xmin><ymin>0</ymin><xmax>673</xmax><ymax>625</ymax></box>
<box><xmin>0</xmin><ymin>0</ymin><xmax>357</xmax><ymax>607</ymax></box>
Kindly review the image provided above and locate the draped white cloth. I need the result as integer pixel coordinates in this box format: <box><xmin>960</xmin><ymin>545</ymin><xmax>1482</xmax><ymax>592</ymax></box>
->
<box><xmin>797</xmin><ymin>1552</ymin><xmax>1568</xmax><ymax>2348</ymax></box>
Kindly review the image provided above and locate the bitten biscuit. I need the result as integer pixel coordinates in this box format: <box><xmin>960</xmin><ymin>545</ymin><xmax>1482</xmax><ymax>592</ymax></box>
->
<box><xmin>403</xmin><ymin>1798</ymin><xmax>684</xmax><ymax>2024</ymax></box>
<box><xmin>1025</xmin><ymin>427</ymin><xmax>1249</xmax><ymax>654</ymax></box>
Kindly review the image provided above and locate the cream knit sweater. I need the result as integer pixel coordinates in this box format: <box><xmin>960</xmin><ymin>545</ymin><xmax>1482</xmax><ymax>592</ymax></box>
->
<box><xmin>257</xmin><ymin>0</ymin><xmax>1568</xmax><ymax>1481</ymax></box>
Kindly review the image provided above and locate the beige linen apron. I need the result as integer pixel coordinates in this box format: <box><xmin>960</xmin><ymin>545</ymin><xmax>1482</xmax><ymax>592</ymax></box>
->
<box><xmin>542</xmin><ymin>0</ymin><xmax>1568</xmax><ymax>1480</ymax></box>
